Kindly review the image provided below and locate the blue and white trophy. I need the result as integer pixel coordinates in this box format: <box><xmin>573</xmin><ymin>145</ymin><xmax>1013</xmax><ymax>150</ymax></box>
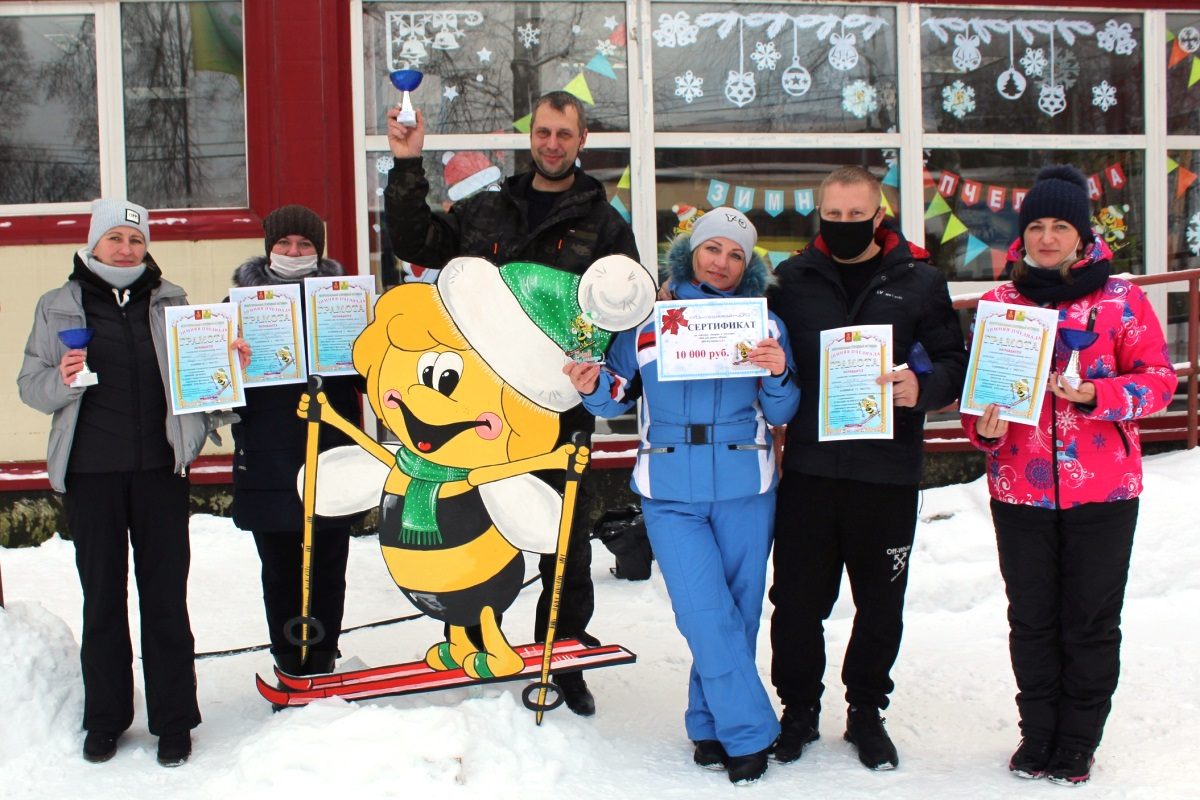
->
<box><xmin>389</xmin><ymin>69</ymin><xmax>423</xmax><ymax>127</ymax></box>
<box><xmin>1058</xmin><ymin>328</ymin><xmax>1099</xmax><ymax>389</ymax></box>
<box><xmin>59</xmin><ymin>327</ymin><xmax>98</xmax><ymax>387</ymax></box>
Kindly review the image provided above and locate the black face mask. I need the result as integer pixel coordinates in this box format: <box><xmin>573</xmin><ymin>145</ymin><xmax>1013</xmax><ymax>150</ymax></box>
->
<box><xmin>819</xmin><ymin>216</ymin><xmax>879</xmax><ymax>261</ymax></box>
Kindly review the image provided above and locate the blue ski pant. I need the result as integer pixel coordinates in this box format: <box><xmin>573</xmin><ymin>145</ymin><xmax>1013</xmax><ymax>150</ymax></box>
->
<box><xmin>642</xmin><ymin>493</ymin><xmax>779</xmax><ymax>757</ymax></box>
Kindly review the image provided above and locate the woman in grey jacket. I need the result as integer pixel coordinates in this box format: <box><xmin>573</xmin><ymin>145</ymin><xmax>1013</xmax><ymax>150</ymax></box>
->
<box><xmin>17</xmin><ymin>199</ymin><xmax>206</xmax><ymax>768</ymax></box>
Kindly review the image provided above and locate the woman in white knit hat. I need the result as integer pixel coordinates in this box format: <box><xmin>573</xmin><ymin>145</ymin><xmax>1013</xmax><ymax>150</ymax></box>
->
<box><xmin>564</xmin><ymin>207</ymin><xmax>799</xmax><ymax>785</ymax></box>
<box><xmin>18</xmin><ymin>198</ymin><xmax>208</xmax><ymax>767</ymax></box>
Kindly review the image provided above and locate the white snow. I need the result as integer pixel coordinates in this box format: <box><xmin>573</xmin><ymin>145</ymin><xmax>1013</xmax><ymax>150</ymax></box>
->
<box><xmin>2</xmin><ymin>450</ymin><xmax>1199</xmax><ymax>799</ymax></box>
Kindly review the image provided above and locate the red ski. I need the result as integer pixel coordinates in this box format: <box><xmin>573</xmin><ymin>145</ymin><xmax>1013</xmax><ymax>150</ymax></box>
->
<box><xmin>256</xmin><ymin>639</ymin><xmax>636</xmax><ymax>707</ymax></box>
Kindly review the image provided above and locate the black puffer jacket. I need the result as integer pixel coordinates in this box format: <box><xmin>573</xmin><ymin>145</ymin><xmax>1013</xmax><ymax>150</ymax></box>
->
<box><xmin>768</xmin><ymin>222</ymin><xmax>967</xmax><ymax>485</ymax></box>
<box><xmin>228</xmin><ymin>256</ymin><xmax>366</xmax><ymax>533</ymax></box>
<box><xmin>383</xmin><ymin>157</ymin><xmax>639</xmax><ymax>276</ymax></box>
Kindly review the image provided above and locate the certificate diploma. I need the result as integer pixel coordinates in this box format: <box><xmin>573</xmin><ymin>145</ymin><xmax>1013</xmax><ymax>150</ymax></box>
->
<box><xmin>961</xmin><ymin>300</ymin><xmax>1059</xmax><ymax>425</ymax></box>
<box><xmin>819</xmin><ymin>325</ymin><xmax>893</xmax><ymax>442</ymax></box>
<box><xmin>229</xmin><ymin>284</ymin><xmax>307</xmax><ymax>386</ymax></box>
<box><xmin>164</xmin><ymin>303</ymin><xmax>245</xmax><ymax>415</ymax></box>
<box><xmin>304</xmin><ymin>275</ymin><xmax>376</xmax><ymax>376</ymax></box>
<box><xmin>654</xmin><ymin>297</ymin><xmax>769</xmax><ymax>382</ymax></box>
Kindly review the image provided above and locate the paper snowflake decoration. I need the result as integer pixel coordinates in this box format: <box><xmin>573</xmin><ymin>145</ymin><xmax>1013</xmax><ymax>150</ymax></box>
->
<box><xmin>1092</xmin><ymin>81</ymin><xmax>1117</xmax><ymax>112</ymax></box>
<box><xmin>1096</xmin><ymin>20</ymin><xmax>1137</xmax><ymax>56</ymax></box>
<box><xmin>674</xmin><ymin>70</ymin><xmax>704</xmax><ymax>103</ymax></box>
<box><xmin>653</xmin><ymin>10</ymin><xmax>698</xmax><ymax>48</ymax></box>
<box><xmin>1187</xmin><ymin>211</ymin><xmax>1200</xmax><ymax>257</ymax></box>
<box><xmin>1020</xmin><ymin>47</ymin><xmax>1047</xmax><ymax>78</ymax></box>
<box><xmin>596</xmin><ymin>40</ymin><xmax>617</xmax><ymax>57</ymax></box>
<box><xmin>842</xmin><ymin>80</ymin><xmax>878</xmax><ymax>119</ymax></box>
<box><xmin>942</xmin><ymin>80</ymin><xmax>976</xmax><ymax>119</ymax></box>
<box><xmin>375</xmin><ymin>155</ymin><xmax>395</xmax><ymax>175</ymax></box>
<box><xmin>517</xmin><ymin>22</ymin><xmax>540</xmax><ymax>49</ymax></box>
<box><xmin>750</xmin><ymin>41</ymin><xmax>781</xmax><ymax>72</ymax></box>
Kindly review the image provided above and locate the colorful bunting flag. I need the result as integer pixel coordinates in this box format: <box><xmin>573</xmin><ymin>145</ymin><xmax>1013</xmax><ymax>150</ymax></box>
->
<box><xmin>881</xmin><ymin>192</ymin><xmax>895</xmax><ymax>218</ymax></box>
<box><xmin>960</xmin><ymin>179</ymin><xmax>982</xmax><ymax>206</ymax></box>
<box><xmin>563</xmin><ymin>73</ymin><xmax>595</xmax><ymax>105</ymax></box>
<box><xmin>987</xmin><ymin>185</ymin><xmax>1006</xmax><ymax>213</ymax></box>
<box><xmin>764</xmin><ymin>190</ymin><xmax>785</xmax><ymax>218</ymax></box>
<box><xmin>609</xmin><ymin>23</ymin><xmax>627</xmax><ymax>47</ymax></box>
<box><xmin>708</xmin><ymin>180</ymin><xmax>730</xmax><ymax>206</ymax></box>
<box><xmin>1170</xmin><ymin>40</ymin><xmax>1190</xmax><ymax>69</ymax></box>
<box><xmin>991</xmin><ymin>249</ymin><xmax>1009</xmax><ymax>280</ymax></box>
<box><xmin>586</xmin><ymin>53</ymin><xmax>617</xmax><ymax>80</ymax></box>
<box><xmin>938</xmin><ymin>171</ymin><xmax>959</xmax><ymax>198</ymax></box>
<box><xmin>964</xmin><ymin>234</ymin><xmax>989</xmax><ymax>265</ymax></box>
<box><xmin>941</xmin><ymin>214</ymin><xmax>967</xmax><ymax>243</ymax></box>
<box><xmin>609</xmin><ymin>194</ymin><xmax>630</xmax><ymax>224</ymax></box>
<box><xmin>733</xmin><ymin>186</ymin><xmax>755</xmax><ymax>213</ymax></box>
<box><xmin>1177</xmin><ymin>166</ymin><xmax>1197</xmax><ymax>198</ymax></box>
<box><xmin>513</xmin><ymin>113</ymin><xmax>531</xmax><ymax>133</ymax></box>
<box><xmin>882</xmin><ymin>164</ymin><xmax>899</xmax><ymax>188</ymax></box>
<box><xmin>618</xmin><ymin>166</ymin><xmax>631</xmax><ymax>189</ymax></box>
<box><xmin>925</xmin><ymin>193</ymin><xmax>951</xmax><ymax>219</ymax></box>
<box><xmin>1190</xmin><ymin>57</ymin><xmax>1200</xmax><ymax>89</ymax></box>
<box><xmin>793</xmin><ymin>188</ymin><xmax>814</xmax><ymax>215</ymax></box>
<box><xmin>1169</xmin><ymin>157</ymin><xmax>1180</xmax><ymax>173</ymax></box>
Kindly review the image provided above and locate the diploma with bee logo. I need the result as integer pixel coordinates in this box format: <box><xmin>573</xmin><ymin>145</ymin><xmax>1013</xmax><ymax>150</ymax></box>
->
<box><xmin>654</xmin><ymin>297</ymin><xmax>769</xmax><ymax>381</ymax></box>
<box><xmin>229</xmin><ymin>283</ymin><xmax>307</xmax><ymax>386</ymax></box>
<box><xmin>961</xmin><ymin>300</ymin><xmax>1058</xmax><ymax>425</ymax></box>
<box><xmin>819</xmin><ymin>325</ymin><xmax>893</xmax><ymax>441</ymax></box>
<box><xmin>164</xmin><ymin>303</ymin><xmax>245</xmax><ymax>415</ymax></box>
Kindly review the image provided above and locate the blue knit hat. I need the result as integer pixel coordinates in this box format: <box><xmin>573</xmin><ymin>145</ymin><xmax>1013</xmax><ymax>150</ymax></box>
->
<box><xmin>1018</xmin><ymin>165</ymin><xmax>1092</xmax><ymax>246</ymax></box>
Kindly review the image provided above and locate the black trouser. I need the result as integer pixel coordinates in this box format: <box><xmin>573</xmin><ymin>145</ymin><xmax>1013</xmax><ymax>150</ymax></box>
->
<box><xmin>770</xmin><ymin>473</ymin><xmax>918</xmax><ymax>712</ymax></box>
<box><xmin>992</xmin><ymin>498</ymin><xmax>1137</xmax><ymax>752</ymax></box>
<box><xmin>64</xmin><ymin>469</ymin><xmax>200</xmax><ymax>736</ymax></box>
<box><xmin>252</xmin><ymin>527</ymin><xmax>351</xmax><ymax>657</ymax></box>
<box><xmin>534</xmin><ymin>475</ymin><xmax>595</xmax><ymax>643</ymax></box>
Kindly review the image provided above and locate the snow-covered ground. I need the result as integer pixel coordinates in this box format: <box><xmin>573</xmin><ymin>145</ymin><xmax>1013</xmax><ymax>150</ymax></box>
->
<box><xmin>2</xmin><ymin>450</ymin><xmax>1199</xmax><ymax>799</ymax></box>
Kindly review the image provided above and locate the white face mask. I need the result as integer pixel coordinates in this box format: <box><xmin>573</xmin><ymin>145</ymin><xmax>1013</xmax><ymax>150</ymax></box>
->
<box><xmin>268</xmin><ymin>252</ymin><xmax>319</xmax><ymax>279</ymax></box>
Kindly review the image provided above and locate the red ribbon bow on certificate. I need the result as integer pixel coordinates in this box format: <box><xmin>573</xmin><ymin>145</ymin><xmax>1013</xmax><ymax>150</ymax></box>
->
<box><xmin>661</xmin><ymin>307</ymin><xmax>689</xmax><ymax>335</ymax></box>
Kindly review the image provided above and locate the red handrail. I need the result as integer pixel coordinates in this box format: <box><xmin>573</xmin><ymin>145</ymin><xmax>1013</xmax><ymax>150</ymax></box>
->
<box><xmin>952</xmin><ymin>268</ymin><xmax>1200</xmax><ymax>450</ymax></box>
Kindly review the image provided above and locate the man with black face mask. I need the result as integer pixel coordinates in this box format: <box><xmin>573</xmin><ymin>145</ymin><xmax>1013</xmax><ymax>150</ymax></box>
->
<box><xmin>766</xmin><ymin>166</ymin><xmax>966</xmax><ymax>772</ymax></box>
<box><xmin>383</xmin><ymin>91</ymin><xmax>640</xmax><ymax>718</ymax></box>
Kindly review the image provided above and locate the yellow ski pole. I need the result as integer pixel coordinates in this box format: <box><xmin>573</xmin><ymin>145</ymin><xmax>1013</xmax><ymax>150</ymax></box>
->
<box><xmin>523</xmin><ymin>433</ymin><xmax>590</xmax><ymax>725</ymax></box>
<box><xmin>285</xmin><ymin>374</ymin><xmax>326</xmax><ymax>669</ymax></box>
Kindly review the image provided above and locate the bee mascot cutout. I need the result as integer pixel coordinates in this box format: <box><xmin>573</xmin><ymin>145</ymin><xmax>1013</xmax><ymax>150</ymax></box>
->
<box><xmin>292</xmin><ymin>255</ymin><xmax>655</xmax><ymax>689</ymax></box>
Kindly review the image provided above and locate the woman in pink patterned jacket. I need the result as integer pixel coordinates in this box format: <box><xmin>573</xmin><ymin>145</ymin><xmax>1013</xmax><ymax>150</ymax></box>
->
<box><xmin>962</xmin><ymin>166</ymin><xmax>1177</xmax><ymax>787</ymax></box>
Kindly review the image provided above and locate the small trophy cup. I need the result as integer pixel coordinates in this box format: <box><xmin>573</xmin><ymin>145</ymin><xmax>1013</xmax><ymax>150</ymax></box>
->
<box><xmin>1058</xmin><ymin>328</ymin><xmax>1099</xmax><ymax>389</ymax></box>
<box><xmin>59</xmin><ymin>327</ymin><xmax>98</xmax><ymax>387</ymax></box>
<box><xmin>389</xmin><ymin>69</ymin><xmax>424</xmax><ymax>127</ymax></box>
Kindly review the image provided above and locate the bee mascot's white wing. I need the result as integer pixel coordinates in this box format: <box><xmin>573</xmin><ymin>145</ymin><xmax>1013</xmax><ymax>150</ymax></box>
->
<box><xmin>295</xmin><ymin>443</ymin><xmax>399</xmax><ymax>517</ymax></box>
<box><xmin>478</xmin><ymin>475</ymin><xmax>560</xmax><ymax>554</ymax></box>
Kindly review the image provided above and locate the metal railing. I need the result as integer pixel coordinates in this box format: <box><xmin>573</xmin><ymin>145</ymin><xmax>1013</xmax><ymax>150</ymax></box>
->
<box><xmin>950</xmin><ymin>268</ymin><xmax>1200</xmax><ymax>450</ymax></box>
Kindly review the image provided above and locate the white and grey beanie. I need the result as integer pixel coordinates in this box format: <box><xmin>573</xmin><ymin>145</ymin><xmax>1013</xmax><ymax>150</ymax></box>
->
<box><xmin>87</xmin><ymin>198</ymin><xmax>151</xmax><ymax>250</ymax></box>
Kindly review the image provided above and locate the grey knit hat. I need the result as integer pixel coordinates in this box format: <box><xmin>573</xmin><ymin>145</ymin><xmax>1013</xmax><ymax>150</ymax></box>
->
<box><xmin>87</xmin><ymin>198</ymin><xmax>150</xmax><ymax>251</ymax></box>
<box><xmin>263</xmin><ymin>204</ymin><xmax>325</xmax><ymax>258</ymax></box>
<box><xmin>1018</xmin><ymin>165</ymin><xmax>1093</xmax><ymax>246</ymax></box>
<box><xmin>689</xmin><ymin>206</ymin><xmax>757</xmax><ymax>259</ymax></box>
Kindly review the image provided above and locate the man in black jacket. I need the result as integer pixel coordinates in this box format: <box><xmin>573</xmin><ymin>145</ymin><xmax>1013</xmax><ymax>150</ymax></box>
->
<box><xmin>767</xmin><ymin>166</ymin><xmax>967</xmax><ymax>770</ymax></box>
<box><xmin>384</xmin><ymin>91</ymin><xmax>640</xmax><ymax>716</ymax></box>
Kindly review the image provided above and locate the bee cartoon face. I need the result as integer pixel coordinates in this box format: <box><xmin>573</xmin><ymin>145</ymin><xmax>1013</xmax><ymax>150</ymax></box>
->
<box><xmin>211</xmin><ymin>368</ymin><xmax>230</xmax><ymax>390</ymax></box>
<box><xmin>276</xmin><ymin>346</ymin><xmax>294</xmax><ymax>367</ymax></box>
<box><xmin>735</xmin><ymin>340</ymin><xmax>753</xmax><ymax>362</ymax></box>
<box><xmin>1011</xmin><ymin>378</ymin><xmax>1031</xmax><ymax>400</ymax></box>
<box><xmin>354</xmin><ymin>284</ymin><xmax>559</xmax><ymax>471</ymax></box>
<box><xmin>859</xmin><ymin>396</ymin><xmax>879</xmax><ymax>417</ymax></box>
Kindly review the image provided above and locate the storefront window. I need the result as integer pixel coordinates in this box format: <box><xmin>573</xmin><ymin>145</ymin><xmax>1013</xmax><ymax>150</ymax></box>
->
<box><xmin>1168</xmin><ymin>150</ymin><xmax>1200</xmax><ymax>273</ymax></box>
<box><xmin>650</xmin><ymin>3</ymin><xmax>898</xmax><ymax>134</ymax></box>
<box><xmin>921</xmin><ymin>9</ymin><xmax>1143</xmax><ymax>135</ymax></box>
<box><xmin>365</xmin><ymin>148</ymin><xmax>635</xmax><ymax>287</ymax></box>
<box><xmin>362</xmin><ymin>2</ymin><xmax>630</xmax><ymax>136</ymax></box>
<box><xmin>1167</xmin><ymin>14</ymin><xmax>1200</xmax><ymax>135</ymax></box>
<box><xmin>0</xmin><ymin>14</ymin><xmax>100</xmax><ymax>205</ymax></box>
<box><xmin>122</xmin><ymin>2</ymin><xmax>246</xmax><ymax>208</ymax></box>
<box><xmin>654</xmin><ymin>149</ymin><xmax>898</xmax><ymax>268</ymax></box>
<box><xmin>924</xmin><ymin>150</ymin><xmax>1144</xmax><ymax>281</ymax></box>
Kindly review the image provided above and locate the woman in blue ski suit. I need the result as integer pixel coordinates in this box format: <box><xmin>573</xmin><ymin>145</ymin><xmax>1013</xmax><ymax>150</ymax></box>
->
<box><xmin>564</xmin><ymin>208</ymin><xmax>798</xmax><ymax>785</ymax></box>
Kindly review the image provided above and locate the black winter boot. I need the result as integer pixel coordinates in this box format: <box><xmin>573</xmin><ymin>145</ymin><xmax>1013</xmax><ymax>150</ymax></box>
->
<box><xmin>552</xmin><ymin>671</ymin><xmax>595</xmax><ymax>716</ymax></box>
<box><xmin>157</xmin><ymin>731</ymin><xmax>191</xmax><ymax>767</ymax></box>
<box><xmin>844</xmin><ymin>705</ymin><xmax>899</xmax><ymax>770</ymax></box>
<box><xmin>1045</xmin><ymin>748</ymin><xmax>1094</xmax><ymax>786</ymax></box>
<box><xmin>693</xmin><ymin>739</ymin><xmax>727</xmax><ymax>770</ymax></box>
<box><xmin>83</xmin><ymin>731</ymin><xmax>120</xmax><ymax>763</ymax></box>
<box><xmin>302</xmin><ymin>650</ymin><xmax>338</xmax><ymax>675</ymax></box>
<box><xmin>726</xmin><ymin>747</ymin><xmax>770</xmax><ymax>785</ymax></box>
<box><xmin>1009</xmin><ymin>737</ymin><xmax>1053</xmax><ymax>779</ymax></box>
<box><xmin>773</xmin><ymin>705</ymin><xmax>820</xmax><ymax>763</ymax></box>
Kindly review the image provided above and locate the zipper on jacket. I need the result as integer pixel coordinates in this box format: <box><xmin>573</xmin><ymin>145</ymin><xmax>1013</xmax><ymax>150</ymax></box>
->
<box><xmin>1051</xmin><ymin>391</ymin><xmax>1061</xmax><ymax>508</ymax></box>
<box><xmin>1113</xmin><ymin>423</ymin><xmax>1131</xmax><ymax>457</ymax></box>
<box><xmin>119</xmin><ymin>304</ymin><xmax>145</xmax><ymax>472</ymax></box>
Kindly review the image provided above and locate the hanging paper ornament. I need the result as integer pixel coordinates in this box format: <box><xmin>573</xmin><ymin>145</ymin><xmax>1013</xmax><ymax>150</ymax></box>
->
<box><xmin>952</xmin><ymin>33</ymin><xmax>982</xmax><ymax>72</ymax></box>
<box><xmin>750</xmin><ymin>41</ymin><xmax>781</xmax><ymax>71</ymax></box>
<box><xmin>1038</xmin><ymin>84</ymin><xmax>1067</xmax><ymax>117</ymax></box>
<box><xmin>782</xmin><ymin>58</ymin><xmax>812</xmax><ymax>97</ymax></box>
<box><xmin>781</xmin><ymin>21</ymin><xmax>811</xmax><ymax>97</ymax></box>
<box><xmin>828</xmin><ymin>27</ymin><xmax>859</xmax><ymax>72</ymax></box>
<box><xmin>1020</xmin><ymin>47</ymin><xmax>1047</xmax><ymax>78</ymax></box>
<box><xmin>1187</xmin><ymin>211</ymin><xmax>1200</xmax><ymax>257</ymax></box>
<box><xmin>996</xmin><ymin>28</ymin><xmax>1026</xmax><ymax>100</ymax></box>
<box><xmin>1037</xmin><ymin>32</ymin><xmax>1067</xmax><ymax>118</ymax></box>
<box><xmin>723</xmin><ymin>19</ymin><xmax>756</xmax><ymax>108</ymax></box>
<box><xmin>725</xmin><ymin>70</ymin><xmax>756</xmax><ymax>107</ymax></box>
